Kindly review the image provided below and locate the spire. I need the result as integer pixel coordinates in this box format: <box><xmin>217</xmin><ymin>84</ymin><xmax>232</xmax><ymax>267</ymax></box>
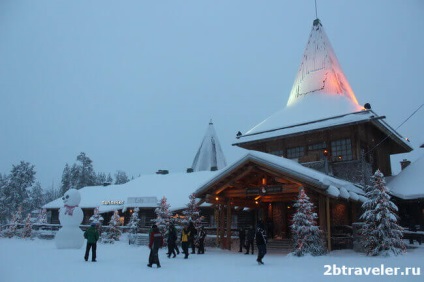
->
<box><xmin>191</xmin><ymin>120</ymin><xmax>227</xmax><ymax>172</ymax></box>
<box><xmin>286</xmin><ymin>18</ymin><xmax>359</xmax><ymax>107</ymax></box>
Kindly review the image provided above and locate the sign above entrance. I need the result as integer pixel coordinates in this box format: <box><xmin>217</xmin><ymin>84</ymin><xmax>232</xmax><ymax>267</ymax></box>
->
<box><xmin>246</xmin><ymin>185</ymin><xmax>283</xmax><ymax>196</ymax></box>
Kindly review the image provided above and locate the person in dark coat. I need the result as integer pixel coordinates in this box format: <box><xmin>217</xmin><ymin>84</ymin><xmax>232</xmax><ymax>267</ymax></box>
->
<box><xmin>238</xmin><ymin>227</ymin><xmax>246</xmax><ymax>252</ymax></box>
<box><xmin>181</xmin><ymin>224</ymin><xmax>191</xmax><ymax>259</ymax></box>
<box><xmin>197</xmin><ymin>226</ymin><xmax>206</xmax><ymax>254</ymax></box>
<box><xmin>245</xmin><ymin>226</ymin><xmax>255</xmax><ymax>255</ymax></box>
<box><xmin>84</xmin><ymin>222</ymin><xmax>99</xmax><ymax>262</ymax></box>
<box><xmin>166</xmin><ymin>224</ymin><xmax>178</xmax><ymax>258</ymax></box>
<box><xmin>148</xmin><ymin>225</ymin><xmax>163</xmax><ymax>268</ymax></box>
<box><xmin>188</xmin><ymin>221</ymin><xmax>197</xmax><ymax>254</ymax></box>
<box><xmin>255</xmin><ymin>221</ymin><xmax>267</xmax><ymax>265</ymax></box>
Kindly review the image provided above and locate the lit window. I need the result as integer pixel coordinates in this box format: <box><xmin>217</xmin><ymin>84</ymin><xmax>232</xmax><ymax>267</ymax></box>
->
<box><xmin>287</xmin><ymin>146</ymin><xmax>305</xmax><ymax>159</ymax></box>
<box><xmin>331</xmin><ymin>139</ymin><xmax>353</xmax><ymax>162</ymax></box>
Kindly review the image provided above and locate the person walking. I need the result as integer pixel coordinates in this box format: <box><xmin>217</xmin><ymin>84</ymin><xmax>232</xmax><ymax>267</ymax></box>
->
<box><xmin>181</xmin><ymin>224</ymin><xmax>191</xmax><ymax>259</ymax></box>
<box><xmin>166</xmin><ymin>223</ymin><xmax>178</xmax><ymax>258</ymax></box>
<box><xmin>238</xmin><ymin>227</ymin><xmax>246</xmax><ymax>252</ymax></box>
<box><xmin>84</xmin><ymin>222</ymin><xmax>99</xmax><ymax>262</ymax></box>
<box><xmin>197</xmin><ymin>226</ymin><xmax>206</xmax><ymax>254</ymax></box>
<box><xmin>147</xmin><ymin>225</ymin><xmax>163</xmax><ymax>268</ymax></box>
<box><xmin>255</xmin><ymin>221</ymin><xmax>267</xmax><ymax>265</ymax></box>
<box><xmin>245</xmin><ymin>226</ymin><xmax>255</xmax><ymax>255</ymax></box>
<box><xmin>188</xmin><ymin>221</ymin><xmax>197</xmax><ymax>254</ymax></box>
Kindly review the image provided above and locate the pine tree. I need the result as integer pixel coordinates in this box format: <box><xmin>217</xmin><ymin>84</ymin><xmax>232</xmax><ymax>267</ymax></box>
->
<box><xmin>60</xmin><ymin>163</ymin><xmax>72</xmax><ymax>195</ymax></box>
<box><xmin>1</xmin><ymin>162</ymin><xmax>36</xmax><ymax>218</ymax></box>
<box><xmin>127</xmin><ymin>207</ymin><xmax>140</xmax><ymax>234</ymax></box>
<box><xmin>76</xmin><ymin>152</ymin><xmax>96</xmax><ymax>188</ymax></box>
<box><xmin>154</xmin><ymin>196</ymin><xmax>173</xmax><ymax>235</ymax></box>
<box><xmin>291</xmin><ymin>188</ymin><xmax>326</xmax><ymax>256</ymax></box>
<box><xmin>181</xmin><ymin>193</ymin><xmax>202</xmax><ymax>227</ymax></box>
<box><xmin>106</xmin><ymin>210</ymin><xmax>121</xmax><ymax>241</ymax></box>
<box><xmin>28</xmin><ymin>182</ymin><xmax>44</xmax><ymax>212</ymax></box>
<box><xmin>360</xmin><ymin>170</ymin><xmax>406</xmax><ymax>256</ymax></box>
<box><xmin>114</xmin><ymin>170</ymin><xmax>129</xmax><ymax>185</ymax></box>
<box><xmin>22</xmin><ymin>213</ymin><xmax>33</xmax><ymax>239</ymax></box>
<box><xmin>96</xmin><ymin>172</ymin><xmax>107</xmax><ymax>186</ymax></box>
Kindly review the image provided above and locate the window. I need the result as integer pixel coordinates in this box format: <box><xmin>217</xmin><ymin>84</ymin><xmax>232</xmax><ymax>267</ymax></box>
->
<box><xmin>308</xmin><ymin>142</ymin><xmax>326</xmax><ymax>151</ymax></box>
<box><xmin>331</xmin><ymin>139</ymin><xmax>353</xmax><ymax>161</ymax></box>
<box><xmin>269</xmin><ymin>149</ymin><xmax>284</xmax><ymax>157</ymax></box>
<box><xmin>287</xmin><ymin>146</ymin><xmax>304</xmax><ymax>159</ymax></box>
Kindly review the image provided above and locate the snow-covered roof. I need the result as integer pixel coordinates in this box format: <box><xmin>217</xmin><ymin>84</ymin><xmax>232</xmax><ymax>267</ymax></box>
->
<box><xmin>235</xmin><ymin>108</ymin><xmax>411</xmax><ymax>152</ymax></box>
<box><xmin>195</xmin><ymin>150</ymin><xmax>366</xmax><ymax>201</ymax></box>
<box><xmin>43</xmin><ymin>170</ymin><xmax>218</xmax><ymax>212</ymax></box>
<box><xmin>191</xmin><ymin>120</ymin><xmax>227</xmax><ymax>171</ymax></box>
<box><xmin>387</xmin><ymin>154</ymin><xmax>424</xmax><ymax>200</ymax></box>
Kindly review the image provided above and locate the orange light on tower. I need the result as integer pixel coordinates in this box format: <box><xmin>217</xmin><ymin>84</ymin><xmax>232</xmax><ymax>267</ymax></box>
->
<box><xmin>261</xmin><ymin>177</ymin><xmax>267</xmax><ymax>185</ymax></box>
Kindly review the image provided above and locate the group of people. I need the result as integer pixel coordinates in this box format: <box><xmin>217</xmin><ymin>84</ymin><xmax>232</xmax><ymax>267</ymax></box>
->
<box><xmin>83</xmin><ymin>220</ymin><xmax>267</xmax><ymax>267</ymax></box>
<box><xmin>238</xmin><ymin>221</ymin><xmax>268</xmax><ymax>265</ymax></box>
<box><xmin>148</xmin><ymin>221</ymin><xmax>207</xmax><ymax>268</ymax></box>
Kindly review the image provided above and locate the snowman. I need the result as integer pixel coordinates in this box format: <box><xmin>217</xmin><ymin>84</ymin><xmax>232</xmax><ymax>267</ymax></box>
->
<box><xmin>55</xmin><ymin>189</ymin><xmax>84</xmax><ymax>249</ymax></box>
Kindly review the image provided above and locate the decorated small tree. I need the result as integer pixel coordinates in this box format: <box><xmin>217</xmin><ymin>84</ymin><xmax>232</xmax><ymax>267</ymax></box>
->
<box><xmin>181</xmin><ymin>193</ymin><xmax>203</xmax><ymax>227</ymax></box>
<box><xmin>154</xmin><ymin>196</ymin><xmax>172</xmax><ymax>235</ymax></box>
<box><xmin>22</xmin><ymin>213</ymin><xmax>33</xmax><ymax>239</ymax></box>
<box><xmin>127</xmin><ymin>207</ymin><xmax>140</xmax><ymax>234</ymax></box>
<box><xmin>89</xmin><ymin>207</ymin><xmax>104</xmax><ymax>235</ymax></box>
<box><xmin>360</xmin><ymin>170</ymin><xmax>406</xmax><ymax>256</ymax></box>
<box><xmin>290</xmin><ymin>188</ymin><xmax>326</xmax><ymax>256</ymax></box>
<box><xmin>4</xmin><ymin>206</ymin><xmax>23</xmax><ymax>238</ymax></box>
<box><xmin>106</xmin><ymin>210</ymin><xmax>121</xmax><ymax>242</ymax></box>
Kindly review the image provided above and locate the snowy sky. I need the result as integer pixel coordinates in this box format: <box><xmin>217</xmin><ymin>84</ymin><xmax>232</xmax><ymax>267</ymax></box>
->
<box><xmin>1</xmin><ymin>0</ymin><xmax>423</xmax><ymax>189</ymax></box>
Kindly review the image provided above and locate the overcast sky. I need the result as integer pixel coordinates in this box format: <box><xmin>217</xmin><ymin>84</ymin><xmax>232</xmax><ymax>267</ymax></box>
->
<box><xmin>1</xmin><ymin>0</ymin><xmax>423</xmax><ymax>189</ymax></box>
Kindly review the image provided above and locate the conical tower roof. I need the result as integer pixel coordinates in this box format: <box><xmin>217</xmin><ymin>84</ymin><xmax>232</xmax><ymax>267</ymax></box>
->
<box><xmin>287</xmin><ymin>19</ymin><xmax>359</xmax><ymax>107</ymax></box>
<box><xmin>191</xmin><ymin>120</ymin><xmax>227</xmax><ymax>172</ymax></box>
<box><xmin>244</xmin><ymin>19</ymin><xmax>362</xmax><ymax>136</ymax></box>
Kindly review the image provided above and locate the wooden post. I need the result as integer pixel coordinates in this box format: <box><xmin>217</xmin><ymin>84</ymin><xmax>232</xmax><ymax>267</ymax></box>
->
<box><xmin>226</xmin><ymin>198</ymin><xmax>232</xmax><ymax>250</ymax></box>
<box><xmin>318</xmin><ymin>195</ymin><xmax>326</xmax><ymax>231</ymax></box>
<box><xmin>326</xmin><ymin>197</ymin><xmax>332</xmax><ymax>251</ymax></box>
<box><xmin>219</xmin><ymin>204</ymin><xmax>225</xmax><ymax>249</ymax></box>
<box><xmin>215</xmin><ymin>205</ymin><xmax>220</xmax><ymax>247</ymax></box>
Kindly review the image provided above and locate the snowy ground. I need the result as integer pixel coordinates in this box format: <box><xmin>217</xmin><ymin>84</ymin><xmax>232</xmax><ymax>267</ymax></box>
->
<box><xmin>1</xmin><ymin>236</ymin><xmax>423</xmax><ymax>282</ymax></box>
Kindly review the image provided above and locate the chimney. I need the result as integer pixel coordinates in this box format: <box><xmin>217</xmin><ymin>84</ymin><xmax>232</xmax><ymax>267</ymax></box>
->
<box><xmin>186</xmin><ymin>168</ymin><xmax>194</xmax><ymax>173</ymax></box>
<box><xmin>210</xmin><ymin>166</ymin><xmax>218</xmax><ymax>171</ymax></box>
<box><xmin>156</xmin><ymin>169</ymin><xmax>169</xmax><ymax>175</ymax></box>
<box><xmin>400</xmin><ymin>159</ymin><xmax>411</xmax><ymax>171</ymax></box>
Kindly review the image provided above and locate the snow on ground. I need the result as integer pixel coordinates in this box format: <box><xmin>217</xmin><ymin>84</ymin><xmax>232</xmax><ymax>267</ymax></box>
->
<box><xmin>1</xmin><ymin>236</ymin><xmax>423</xmax><ymax>282</ymax></box>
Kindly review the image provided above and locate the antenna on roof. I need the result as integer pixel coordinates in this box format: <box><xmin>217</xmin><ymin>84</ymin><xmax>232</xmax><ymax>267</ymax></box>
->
<box><xmin>315</xmin><ymin>0</ymin><xmax>318</xmax><ymax>19</ymax></box>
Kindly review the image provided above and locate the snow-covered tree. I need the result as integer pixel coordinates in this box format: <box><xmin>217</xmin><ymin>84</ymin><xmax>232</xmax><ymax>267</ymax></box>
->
<box><xmin>291</xmin><ymin>188</ymin><xmax>326</xmax><ymax>256</ymax></box>
<box><xmin>106</xmin><ymin>210</ymin><xmax>121</xmax><ymax>241</ymax></box>
<box><xmin>43</xmin><ymin>183</ymin><xmax>61</xmax><ymax>204</ymax></box>
<box><xmin>75</xmin><ymin>152</ymin><xmax>96</xmax><ymax>188</ymax></box>
<box><xmin>360</xmin><ymin>170</ymin><xmax>406</xmax><ymax>256</ymax></box>
<box><xmin>154</xmin><ymin>196</ymin><xmax>173</xmax><ymax>234</ymax></box>
<box><xmin>0</xmin><ymin>162</ymin><xmax>36</xmax><ymax>219</ymax></box>
<box><xmin>106</xmin><ymin>173</ymin><xmax>113</xmax><ymax>184</ymax></box>
<box><xmin>114</xmin><ymin>170</ymin><xmax>129</xmax><ymax>185</ymax></box>
<box><xmin>22</xmin><ymin>213</ymin><xmax>33</xmax><ymax>239</ymax></box>
<box><xmin>28</xmin><ymin>182</ymin><xmax>44</xmax><ymax>212</ymax></box>
<box><xmin>127</xmin><ymin>207</ymin><xmax>140</xmax><ymax>234</ymax></box>
<box><xmin>60</xmin><ymin>163</ymin><xmax>72</xmax><ymax>195</ymax></box>
<box><xmin>181</xmin><ymin>193</ymin><xmax>202</xmax><ymax>227</ymax></box>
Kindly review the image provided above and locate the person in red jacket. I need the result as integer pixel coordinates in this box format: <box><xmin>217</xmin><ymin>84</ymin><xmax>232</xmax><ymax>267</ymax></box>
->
<box><xmin>148</xmin><ymin>225</ymin><xmax>163</xmax><ymax>268</ymax></box>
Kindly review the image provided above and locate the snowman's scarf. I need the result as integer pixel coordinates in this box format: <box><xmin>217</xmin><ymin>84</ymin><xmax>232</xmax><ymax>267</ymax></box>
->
<box><xmin>64</xmin><ymin>205</ymin><xmax>78</xmax><ymax>216</ymax></box>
